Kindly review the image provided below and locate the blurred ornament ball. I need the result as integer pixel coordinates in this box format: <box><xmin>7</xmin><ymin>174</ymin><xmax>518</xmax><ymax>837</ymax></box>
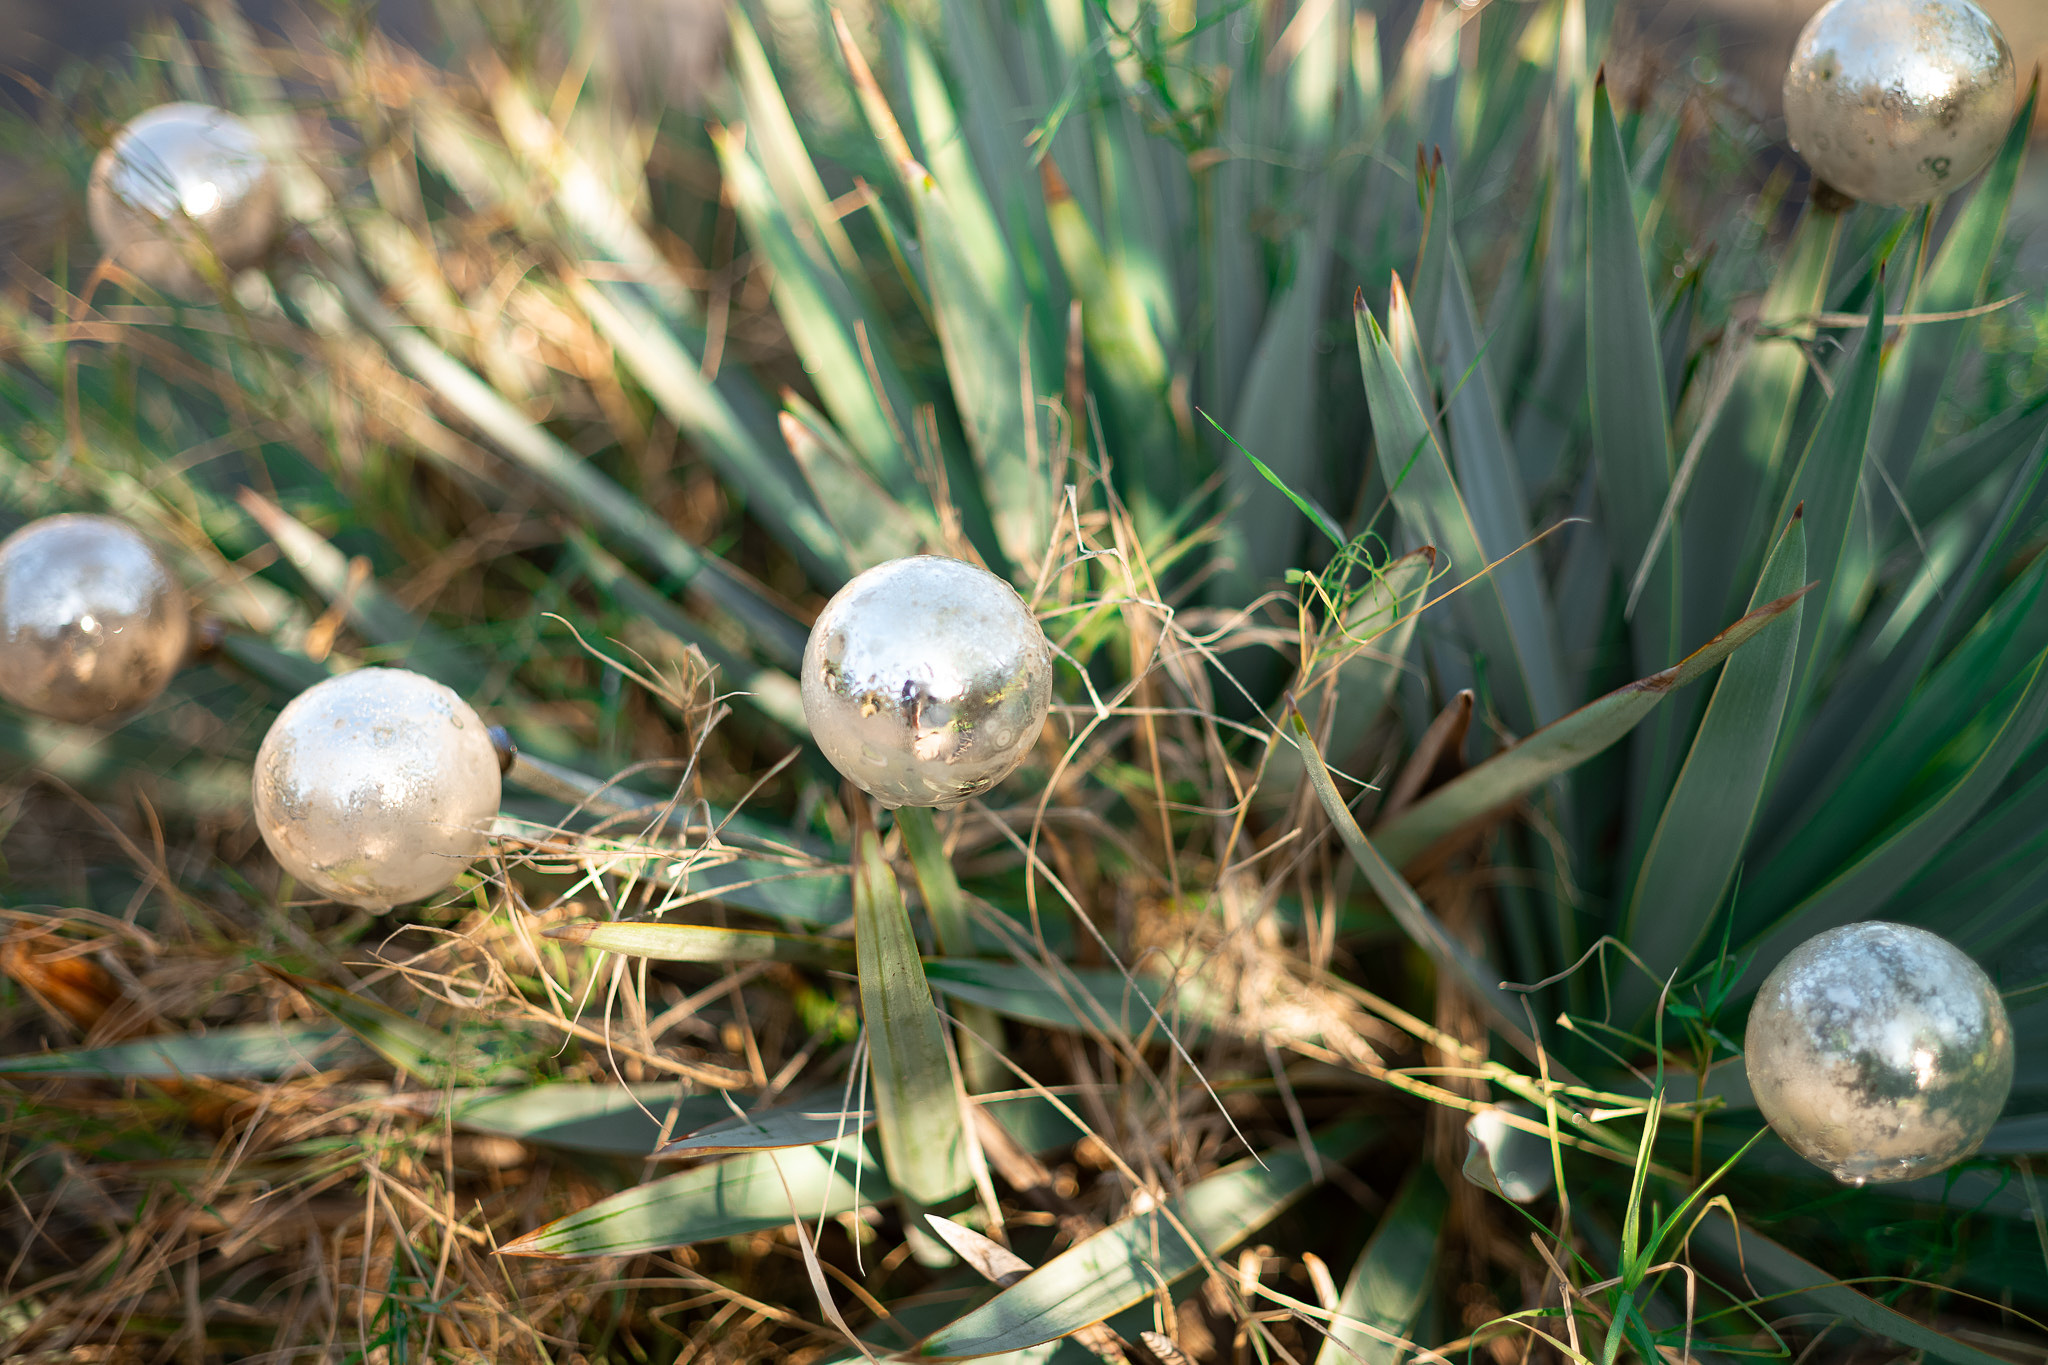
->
<box><xmin>801</xmin><ymin>556</ymin><xmax>1053</xmax><ymax>808</ymax></box>
<box><xmin>1746</xmin><ymin>921</ymin><xmax>2013</xmax><ymax>1184</ymax></box>
<box><xmin>88</xmin><ymin>102</ymin><xmax>280</xmax><ymax>298</ymax></box>
<box><xmin>1783</xmin><ymin>0</ymin><xmax>2016</xmax><ymax>207</ymax></box>
<box><xmin>0</xmin><ymin>514</ymin><xmax>190</xmax><ymax>724</ymax></box>
<box><xmin>253</xmin><ymin>668</ymin><xmax>502</xmax><ymax>910</ymax></box>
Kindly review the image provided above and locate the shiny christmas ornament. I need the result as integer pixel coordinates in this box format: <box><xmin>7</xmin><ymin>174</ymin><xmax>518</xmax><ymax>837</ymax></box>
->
<box><xmin>801</xmin><ymin>556</ymin><xmax>1053</xmax><ymax>808</ymax></box>
<box><xmin>253</xmin><ymin>668</ymin><xmax>502</xmax><ymax>910</ymax></box>
<box><xmin>1783</xmin><ymin>0</ymin><xmax>2016</xmax><ymax>207</ymax></box>
<box><xmin>0</xmin><ymin>515</ymin><xmax>190</xmax><ymax>724</ymax></box>
<box><xmin>1745</xmin><ymin>921</ymin><xmax>2013</xmax><ymax>1185</ymax></box>
<box><xmin>88</xmin><ymin>102</ymin><xmax>280</xmax><ymax>298</ymax></box>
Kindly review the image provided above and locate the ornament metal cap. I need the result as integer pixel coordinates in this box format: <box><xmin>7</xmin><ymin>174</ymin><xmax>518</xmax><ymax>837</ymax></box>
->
<box><xmin>0</xmin><ymin>514</ymin><xmax>191</xmax><ymax>724</ymax></box>
<box><xmin>252</xmin><ymin>667</ymin><xmax>503</xmax><ymax>910</ymax></box>
<box><xmin>1783</xmin><ymin>0</ymin><xmax>2016</xmax><ymax>208</ymax></box>
<box><xmin>1745</xmin><ymin>921</ymin><xmax>2013</xmax><ymax>1185</ymax></box>
<box><xmin>801</xmin><ymin>556</ymin><xmax>1054</xmax><ymax>808</ymax></box>
<box><xmin>89</xmin><ymin>102</ymin><xmax>281</xmax><ymax>299</ymax></box>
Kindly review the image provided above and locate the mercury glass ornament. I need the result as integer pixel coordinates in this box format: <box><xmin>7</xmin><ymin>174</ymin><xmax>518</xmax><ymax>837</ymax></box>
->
<box><xmin>253</xmin><ymin>668</ymin><xmax>502</xmax><ymax>910</ymax></box>
<box><xmin>1745</xmin><ymin>921</ymin><xmax>2013</xmax><ymax>1185</ymax></box>
<box><xmin>88</xmin><ymin>103</ymin><xmax>280</xmax><ymax>298</ymax></box>
<box><xmin>801</xmin><ymin>556</ymin><xmax>1054</xmax><ymax>808</ymax></box>
<box><xmin>1783</xmin><ymin>0</ymin><xmax>2016</xmax><ymax>208</ymax></box>
<box><xmin>0</xmin><ymin>515</ymin><xmax>190</xmax><ymax>724</ymax></box>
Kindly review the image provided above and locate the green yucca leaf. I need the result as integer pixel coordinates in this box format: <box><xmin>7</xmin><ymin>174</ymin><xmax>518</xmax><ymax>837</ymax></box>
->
<box><xmin>852</xmin><ymin>818</ymin><xmax>974</xmax><ymax>1216</ymax></box>
<box><xmin>1619</xmin><ymin>508</ymin><xmax>1805</xmax><ymax>1021</ymax></box>
<box><xmin>1587</xmin><ymin>73</ymin><xmax>1682</xmax><ymax>847</ymax></box>
<box><xmin>923</xmin><ymin>959</ymin><xmax>1216</xmax><ymax>1038</ymax></box>
<box><xmin>317</xmin><ymin>255</ymin><xmax>809</xmax><ymax>671</ymax></box>
<box><xmin>1907</xmin><ymin>386</ymin><xmax>2048</xmax><ymax>528</ymax></box>
<box><xmin>1741</xmin><ymin>644</ymin><xmax>2048</xmax><ymax>984</ymax></box>
<box><xmin>1678</xmin><ymin>209</ymin><xmax>1840</xmax><ymax>645</ymax></box>
<box><xmin>1871</xmin><ymin>77</ymin><xmax>2038</xmax><ymax>487</ymax></box>
<box><xmin>1773</xmin><ymin>277</ymin><xmax>1883</xmax><ymax>723</ymax></box>
<box><xmin>566</xmin><ymin>276</ymin><xmax>851</xmax><ymax>586</ymax></box>
<box><xmin>0</xmin><ymin>1023</ymin><xmax>357</xmax><ymax>1079</ymax></box>
<box><xmin>1313</xmin><ymin>1164</ymin><xmax>1447</xmax><ymax>1365</ymax></box>
<box><xmin>544</xmin><ymin>919</ymin><xmax>853</xmax><ymax>967</ymax></box>
<box><xmin>275</xmin><ymin>971</ymin><xmax>525</xmax><ymax>1085</ymax></box>
<box><xmin>716</xmin><ymin>131</ymin><xmax>920</xmax><ymax>502</ymax></box>
<box><xmin>498</xmin><ymin>1136</ymin><xmax>887</xmax><ymax>1258</ymax></box>
<box><xmin>724</xmin><ymin>7</ymin><xmax>862</xmax><ymax>275</ymax></box>
<box><xmin>1371</xmin><ymin>580</ymin><xmax>1811</xmax><ymax>871</ymax></box>
<box><xmin>1038</xmin><ymin>155</ymin><xmax>1179</xmax><ymax>524</ymax></box>
<box><xmin>912</xmin><ymin>1119</ymin><xmax>1379</xmax><ymax>1360</ymax></box>
<box><xmin>1432</xmin><ymin>180</ymin><xmax>1567</xmax><ymax>725</ymax></box>
<box><xmin>1751</xmin><ymin>553</ymin><xmax>2048</xmax><ymax>907</ymax></box>
<box><xmin>426</xmin><ymin>1084</ymin><xmax>730</xmax><ymax>1156</ymax></box>
<box><xmin>778</xmin><ymin>397</ymin><xmax>931</xmax><ymax>568</ymax></box>
<box><xmin>1357</xmin><ymin>284</ymin><xmax>1549</xmax><ymax>736</ymax></box>
<box><xmin>655</xmin><ymin>1101</ymin><xmax>875</xmax><ymax>1158</ymax></box>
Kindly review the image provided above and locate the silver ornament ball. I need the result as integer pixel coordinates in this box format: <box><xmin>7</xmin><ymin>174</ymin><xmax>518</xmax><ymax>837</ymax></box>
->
<box><xmin>1783</xmin><ymin>0</ymin><xmax>2016</xmax><ymax>208</ymax></box>
<box><xmin>0</xmin><ymin>515</ymin><xmax>190</xmax><ymax>724</ymax></box>
<box><xmin>253</xmin><ymin>668</ymin><xmax>503</xmax><ymax>910</ymax></box>
<box><xmin>801</xmin><ymin>556</ymin><xmax>1054</xmax><ymax>808</ymax></box>
<box><xmin>1745</xmin><ymin>921</ymin><xmax>2012</xmax><ymax>1185</ymax></box>
<box><xmin>89</xmin><ymin>102</ymin><xmax>281</xmax><ymax>299</ymax></box>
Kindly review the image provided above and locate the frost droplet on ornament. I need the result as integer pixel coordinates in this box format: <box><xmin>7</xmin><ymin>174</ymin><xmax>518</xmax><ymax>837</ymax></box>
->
<box><xmin>0</xmin><ymin>515</ymin><xmax>190</xmax><ymax>724</ymax></box>
<box><xmin>89</xmin><ymin>102</ymin><xmax>281</xmax><ymax>299</ymax></box>
<box><xmin>800</xmin><ymin>556</ymin><xmax>1054</xmax><ymax>808</ymax></box>
<box><xmin>253</xmin><ymin>668</ymin><xmax>503</xmax><ymax>910</ymax></box>
<box><xmin>1783</xmin><ymin>0</ymin><xmax>2016</xmax><ymax>207</ymax></box>
<box><xmin>1744</xmin><ymin>921</ymin><xmax>2013</xmax><ymax>1184</ymax></box>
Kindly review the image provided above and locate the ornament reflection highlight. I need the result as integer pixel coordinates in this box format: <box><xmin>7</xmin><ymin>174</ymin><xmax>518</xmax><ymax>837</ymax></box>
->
<box><xmin>253</xmin><ymin>668</ymin><xmax>502</xmax><ymax>910</ymax></box>
<box><xmin>89</xmin><ymin>102</ymin><xmax>280</xmax><ymax>298</ymax></box>
<box><xmin>1783</xmin><ymin>0</ymin><xmax>2015</xmax><ymax>207</ymax></box>
<box><xmin>0</xmin><ymin>515</ymin><xmax>190</xmax><ymax>724</ymax></box>
<box><xmin>1745</xmin><ymin>921</ymin><xmax>2012</xmax><ymax>1184</ymax></box>
<box><xmin>801</xmin><ymin>556</ymin><xmax>1053</xmax><ymax>808</ymax></box>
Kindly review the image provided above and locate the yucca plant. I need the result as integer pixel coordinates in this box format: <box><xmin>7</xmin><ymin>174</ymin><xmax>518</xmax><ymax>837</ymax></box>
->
<box><xmin>1</xmin><ymin>0</ymin><xmax>2045</xmax><ymax>1361</ymax></box>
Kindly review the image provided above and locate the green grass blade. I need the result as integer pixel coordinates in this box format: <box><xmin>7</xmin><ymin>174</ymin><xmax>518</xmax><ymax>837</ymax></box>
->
<box><xmin>1619</xmin><ymin>510</ymin><xmax>1806</xmax><ymax>1020</ymax></box>
<box><xmin>1314</xmin><ymin>1165</ymin><xmax>1448</xmax><ymax>1365</ymax></box>
<box><xmin>723</xmin><ymin>7</ymin><xmax>861</xmax><ymax>275</ymax></box>
<box><xmin>779</xmin><ymin>397</ymin><xmax>931</xmax><ymax>569</ymax></box>
<box><xmin>497</xmin><ymin>1137</ymin><xmax>888</xmax><ymax>1258</ymax></box>
<box><xmin>275</xmin><ymin>971</ymin><xmax>524</xmax><ymax>1085</ymax></box>
<box><xmin>913</xmin><ymin>1120</ymin><xmax>1379</xmax><ymax>1360</ymax></box>
<box><xmin>1871</xmin><ymin>78</ymin><xmax>2038</xmax><ymax>487</ymax></box>
<box><xmin>656</xmin><ymin>1101</ymin><xmax>876</xmax><ymax>1158</ymax></box>
<box><xmin>1372</xmin><ymin>583</ymin><xmax>1811</xmax><ymax>869</ymax></box>
<box><xmin>853</xmin><ymin>821</ymin><xmax>974</xmax><ymax>1210</ymax></box>
<box><xmin>0</xmin><ymin>1023</ymin><xmax>354</xmax><ymax>1079</ymax></box>
<box><xmin>544</xmin><ymin>919</ymin><xmax>853</xmax><ymax>967</ymax></box>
